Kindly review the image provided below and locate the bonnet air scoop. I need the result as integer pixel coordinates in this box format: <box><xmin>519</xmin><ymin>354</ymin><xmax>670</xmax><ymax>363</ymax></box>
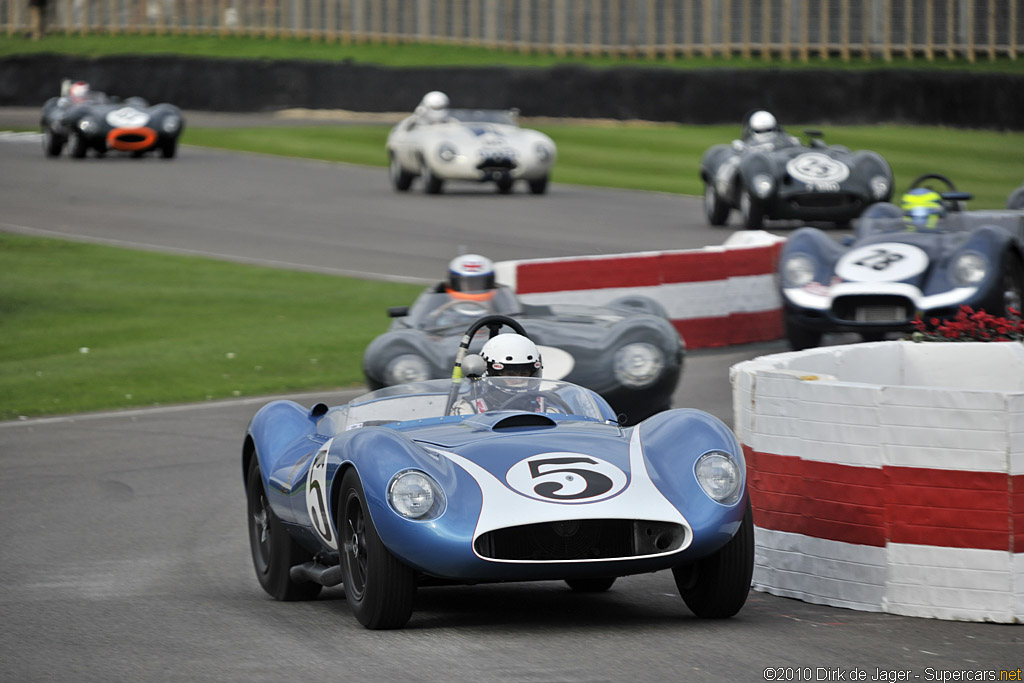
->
<box><xmin>492</xmin><ymin>413</ymin><xmax>557</xmax><ymax>430</ymax></box>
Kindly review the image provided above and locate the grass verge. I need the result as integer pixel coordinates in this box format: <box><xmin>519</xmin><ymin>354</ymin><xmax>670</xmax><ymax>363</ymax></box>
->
<box><xmin>0</xmin><ymin>232</ymin><xmax>421</xmax><ymax>420</ymax></box>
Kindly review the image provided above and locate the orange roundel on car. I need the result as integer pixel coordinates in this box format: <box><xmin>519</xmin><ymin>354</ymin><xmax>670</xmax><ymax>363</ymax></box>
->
<box><xmin>107</xmin><ymin>127</ymin><xmax>157</xmax><ymax>151</ymax></box>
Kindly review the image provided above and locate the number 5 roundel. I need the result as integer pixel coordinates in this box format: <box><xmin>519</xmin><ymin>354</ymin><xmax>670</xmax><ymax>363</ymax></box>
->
<box><xmin>506</xmin><ymin>453</ymin><xmax>628</xmax><ymax>503</ymax></box>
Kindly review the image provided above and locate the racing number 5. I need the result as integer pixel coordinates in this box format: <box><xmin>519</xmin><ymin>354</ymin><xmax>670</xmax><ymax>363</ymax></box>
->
<box><xmin>528</xmin><ymin>456</ymin><xmax>614</xmax><ymax>500</ymax></box>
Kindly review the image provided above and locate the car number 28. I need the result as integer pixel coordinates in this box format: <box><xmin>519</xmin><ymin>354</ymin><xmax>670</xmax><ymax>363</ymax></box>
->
<box><xmin>506</xmin><ymin>453</ymin><xmax>628</xmax><ymax>503</ymax></box>
<box><xmin>835</xmin><ymin>242</ymin><xmax>929</xmax><ymax>283</ymax></box>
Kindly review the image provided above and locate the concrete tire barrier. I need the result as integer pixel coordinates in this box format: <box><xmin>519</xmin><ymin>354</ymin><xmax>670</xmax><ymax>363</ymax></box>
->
<box><xmin>731</xmin><ymin>341</ymin><xmax>1024</xmax><ymax>623</ymax></box>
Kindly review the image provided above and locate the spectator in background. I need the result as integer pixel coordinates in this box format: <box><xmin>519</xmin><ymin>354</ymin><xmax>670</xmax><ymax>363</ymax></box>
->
<box><xmin>29</xmin><ymin>0</ymin><xmax>47</xmax><ymax>39</ymax></box>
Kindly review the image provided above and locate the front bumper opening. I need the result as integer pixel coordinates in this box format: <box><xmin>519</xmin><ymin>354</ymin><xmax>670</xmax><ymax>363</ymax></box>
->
<box><xmin>474</xmin><ymin>519</ymin><xmax>686</xmax><ymax>561</ymax></box>
<box><xmin>832</xmin><ymin>294</ymin><xmax>913</xmax><ymax>324</ymax></box>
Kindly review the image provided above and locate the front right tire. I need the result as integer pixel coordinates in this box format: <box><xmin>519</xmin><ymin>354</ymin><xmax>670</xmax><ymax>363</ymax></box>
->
<box><xmin>339</xmin><ymin>468</ymin><xmax>417</xmax><ymax>629</ymax></box>
<box><xmin>43</xmin><ymin>128</ymin><xmax>65</xmax><ymax>157</ymax></box>
<box><xmin>703</xmin><ymin>181</ymin><xmax>730</xmax><ymax>225</ymax></box>
<box><xmin>389</xmin><ymin>152</ymin><xmax>413</xmax><ymax>191</ymax></box>
<box><xmin>785</xmin><ymin>314</ymin><xmax>824</xmax><ymax>350</ymax></box>
<box><xmin>739</xmin><ymin>188</ymin><xmax>764</xmax><ymax>230</ymax></box>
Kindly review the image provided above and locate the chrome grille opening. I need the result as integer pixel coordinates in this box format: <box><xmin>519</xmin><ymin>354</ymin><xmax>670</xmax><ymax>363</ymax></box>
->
<box><xmin>833</xmin><ymin>295</ymin><xmax>912</xmax><ymax>323</ymax></box>
<box><xmin>474</xmin><ymin>519</ymin><xmax>686</xmax><ymax>561</ymax></box>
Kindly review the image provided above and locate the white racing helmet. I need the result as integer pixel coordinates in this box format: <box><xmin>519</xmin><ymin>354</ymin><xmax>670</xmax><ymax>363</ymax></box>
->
<box><xmin>419</xmin><ymin>91</ymin><xmax>450</xmax><ymax>122</ymax></box>
<box><xmin>480</xmin><ymin>334</ymin><xmax>543</xmax><ymax>389</ymax></box>
<box><xmin>748</xmin><ymin>110</ymin><xmax>778</xmax><ymax>134</ymax></box>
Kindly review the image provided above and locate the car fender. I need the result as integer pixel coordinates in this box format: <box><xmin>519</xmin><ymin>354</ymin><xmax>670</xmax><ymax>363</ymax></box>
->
<box><xmin>738</xmin><ymin>151</ymin><xmax>777</xmax><ymax>195</ymax></box>
<box><xmin>780</xmin><ymin>226</ymin><xmax>848</xmax><ymax>289</ymax></box>
<box><xmin>362</xmin><ymin>329</ymin><xmax>447</xmax><ymax>388</ymax></box>
<box><xmin>636</xmin><ymin>409</ymin><xmax>748</xmax><ymax>557</ymax></box>
<box><xmin>332</xmin><ymin>427</ymin><xmax>484</xmax><ymax>575</ymax></box>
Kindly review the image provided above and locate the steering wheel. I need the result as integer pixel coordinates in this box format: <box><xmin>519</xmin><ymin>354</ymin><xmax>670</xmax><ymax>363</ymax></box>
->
<box><xmin>426</xmin><ymin>298</ymin><xmax>490</xmax><ymax>325</ymax></box>
<box><xmin>908</xmin><ymin>173</ymin><xmax>957</xmax><ymax>193</ymax></box>
<box><xmin>906</xmin><ymin>173</ymin><xmax>972</xmax><ymax>211</ymax></box>
<box><xmin>495</xmin><ymin>390</ymin><xmax>574</xmax><ymax>415</ymax></box>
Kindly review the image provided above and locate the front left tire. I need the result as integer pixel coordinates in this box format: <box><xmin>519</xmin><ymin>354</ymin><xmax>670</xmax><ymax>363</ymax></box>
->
<box><xmin>528</xmin><ymin>176</ymin><xmax>549</xmax><ymax>195</ymax></box>
<box><xmin>69</xmin><ymin>132</ymin><xmax>88</xmax><ymax>159</ymax></box>
<box><xmin>338</xmin><ymin>468</ymin><xmax>417</xmax><ymax>629</ymax></box>
<box><xmin>420</xmin><ymin>159</ymin><xmax>444</xmax><ymax>194</ymax></box>
<box><xmin>672</xmin><ymin>498</ymin><xmax>754</xmax><ymax>619</ymax></box>
<box><xmin>246</xmin><ymin>456</ymin><xmax>322</xmax><ymax>601</ymax></box>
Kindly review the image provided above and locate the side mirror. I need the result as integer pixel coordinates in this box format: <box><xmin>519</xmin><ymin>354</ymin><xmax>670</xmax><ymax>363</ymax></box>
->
<box><xmin>387</xmin><ymin>306</ymin><xmax>409</xmax><ymax>318</ymax></box>
<box><xmin>461</xmin><ymin>354</ymin><xmax>487</xmax><ymax>380</ymax></box>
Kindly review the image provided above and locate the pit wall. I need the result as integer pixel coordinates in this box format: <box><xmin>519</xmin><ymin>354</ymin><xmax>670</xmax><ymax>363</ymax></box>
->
<box><xmin>495</xmin><ymin>232</ymin><xmax>786</xmax><ymax>349</ymax></box>
<box><xmin>730</xmin><ymin>341</ymin><xmax>1024</xmax><ymax>623</ymax></box>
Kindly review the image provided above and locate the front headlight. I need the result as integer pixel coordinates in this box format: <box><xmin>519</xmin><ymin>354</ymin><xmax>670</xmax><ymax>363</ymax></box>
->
<box><xmin>438</xmin><ymin>143</ymin><xmax>457</xmax><ymax>162</ymax></box>
<box><xmin>78</xmin><ymin>116</ymin><xmax>98</xmax><ymax>132</ymax></box>
<box><xmin>782</xmin><ymin>253</ymin><xmax>816</xmax><ymax>288</ymax></box>
<box><xmin>388</xmin><ymin>470</ymin><xmax>445</xmax><ymax>520</ymax></box>
<box><xmin>162</xmin><ymin>115</ymin><xmax>181</xmax><ymax>133</ymax></box>
<box><xmin>385</xmin><ymin>353</ymin><xmax>430</xmax><ymax>385</ymax></box>
<box><xmin>752</xmin><ymin>173</ymin><xmax>774</xmax><ymax>199</ymax></box>
<box><xmin>612</xmin><ymin>342</ymin><xmax>664</xmax><ymax>389</ymax></box>
<box><xmin>695</xmin><ymin>451</ymin><xmax>742</xmax><ymax>504</ymax></box>
<box><xmin>534</xmin><ymin>143</ymin><xmax>551</xmax><ymax>162</ymax></box>
<box><xmin>870</xmin><ymin>175</ymin><xmax>890</xmax><ymax>200</ymax></box>
<box><xmin>951</xmin><ymin>251</ymin><xmax>987</xmax><ymax>286</ymax></box>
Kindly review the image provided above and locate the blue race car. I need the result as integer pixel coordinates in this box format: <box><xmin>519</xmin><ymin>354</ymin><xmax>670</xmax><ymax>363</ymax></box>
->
<box><xmin>244</xmin><ymin>315</ymin><xmax>753</xmax><ymax>629</ymax></box>
<box><xmin>700</xmin><ymin>111</ymin><xmax>893</xmax><ymax>230</ymax></box>
<box><xmin>779</xmin><ymin>173</ymin><xmax>1024</xmax><ymax>349</ymax></box>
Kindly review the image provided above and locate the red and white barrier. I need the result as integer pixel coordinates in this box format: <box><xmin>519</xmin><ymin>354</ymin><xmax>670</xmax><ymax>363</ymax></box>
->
<box><xmin>495</xmin><ymin>232</ymin><xmax>786</xmax><ymax>349</ymax></box>
<box><xmin>731</xmin><ymin>341</ymin><xmax>1024</xmax><ymax>623</ymax></box>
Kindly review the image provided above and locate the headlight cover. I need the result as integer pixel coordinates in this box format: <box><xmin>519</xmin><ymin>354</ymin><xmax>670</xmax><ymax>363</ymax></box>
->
<box><xmin>782</xmin><ymin>253</ymin><xmax>816</xmax><ymax>288</ymax></box>
<box><xmin>694</xmin><ymin>451</ymin><xmax>742</xmax><ymax>505</ymax></box>
<box><xmin>752</xmin><ymin>173</ymin><xmax>775</xmax><ymax>199</ymax></box>
<box><xmin>870</xmin><ymin>175</ymin><xmax>891</xmax><ymax>200</ymax></box>
<box><xmin>78</xmin><ymin>116</ymin><xmax>98</xmax><ymax>132</ymax></box>
<box><xmin>534</xmin><ymin>143</ymin><xmax>551</xmax><ymax>162</ymax></box>
<box><xmin>385</xmin><ymin>353</ymin><xmax>430</xmax><ymax>385</ymax></box>
<box><xmin>162</xmin><ymin>115</ymin><xmax>181</xmax><ymax>133</ymax></box>
<box><xmin>951</xmin><ymin>251</ymin><xmax>987</xmax><ymax>286</ymax></box>
<box><xmin>438</xmin><ymin>143</ymin><xmax>457</xmax><ymax>162</ymax></box>
<box><xmin>388</xmin><ymin>469</ymin><xmax>445</xmax><ymax>520</ymax></box>
<box><xmin>612</xmin><ymin>342</ymin><xmax>664</xmax><ymax>388</ymax></box>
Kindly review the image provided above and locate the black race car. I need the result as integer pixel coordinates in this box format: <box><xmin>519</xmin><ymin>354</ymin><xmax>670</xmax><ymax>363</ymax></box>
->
<box><xmin>362</xmin><ymin>283</ymin><xmax>685</xmax><ymax>426</ymax></box>
<box><xmin>1008</xmin><ymin>183</ymin><xmax>1024</xmax><ymax>210</ymax></box>
<box><xmin>40</xmin><ymin>80</ymin><xmax>185</xmax><ymax>159</ymax></box>
<box><xmin>778</xmin><ymin>173</ymin><xmax>1024</xmax><ymax>349</ymax></box>
<box><xmin>700</xmin><ymin>115</ymin><xmax>893</xmax><ymax>230</ymax></box>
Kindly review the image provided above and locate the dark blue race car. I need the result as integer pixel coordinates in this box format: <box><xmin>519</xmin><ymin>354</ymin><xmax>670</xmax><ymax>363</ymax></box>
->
<box><xmin>40</xmin><ymin>80</ymin><xmax>184</xmax><ymax>159</ymax></box>
<box><xmin>244</xmin><ymin>316</ymin><xmax>752</xmax><ymax>629</ymax></box>
<box><xmin>778</xmin><ymin>174</ymin><xmax>1024</xmax><ymax>349</ymax></box>
<box><xmin>700</xmin><ymin>117</ymin><xmax>893</xmax><ymax>230</ymax></box>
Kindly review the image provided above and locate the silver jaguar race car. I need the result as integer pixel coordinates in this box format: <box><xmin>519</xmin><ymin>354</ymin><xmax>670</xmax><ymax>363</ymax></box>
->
<box><xmin>386</xmin><ymin>91</ymin><xmax>556</xmax><ymax>195</ymax></box>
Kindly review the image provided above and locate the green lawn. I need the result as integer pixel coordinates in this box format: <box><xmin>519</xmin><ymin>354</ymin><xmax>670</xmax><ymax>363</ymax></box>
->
<box><xmin>5</xmin><ymin>33</ymin><xmax>1023</xmax><ymax>72</ymax></box>
<box><xmin>0</xmin><ymin>232</ymin><xmax>421</xmax><ymax>420</ymax></box>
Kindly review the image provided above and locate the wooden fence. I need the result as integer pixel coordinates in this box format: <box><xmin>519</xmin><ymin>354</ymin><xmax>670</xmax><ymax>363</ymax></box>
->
<box><xmin>7</xmin><ymin>0</ymin><xmax>1021</xmax><ymax>62</ymax></box>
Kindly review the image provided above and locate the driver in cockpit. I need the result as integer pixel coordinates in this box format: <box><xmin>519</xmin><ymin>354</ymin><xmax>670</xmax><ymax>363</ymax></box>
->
<box><xmin>453</xmin><ymin>334</ymin><xmax>550</xmax><ymax>414</ymax></box>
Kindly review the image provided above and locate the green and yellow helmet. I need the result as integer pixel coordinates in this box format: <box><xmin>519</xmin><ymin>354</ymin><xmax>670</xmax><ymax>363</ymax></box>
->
<box><xmin>900</xmin><ymin>188</ymin><xmax>946</xmax><ymax>230</ymax></box>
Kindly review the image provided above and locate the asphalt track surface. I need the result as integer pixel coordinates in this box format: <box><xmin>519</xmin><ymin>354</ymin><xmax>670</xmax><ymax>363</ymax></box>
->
<box><xmin>1</xmin><ymin>113</ymin><xmax>1019</xmax><ymax>682</ymax></box>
